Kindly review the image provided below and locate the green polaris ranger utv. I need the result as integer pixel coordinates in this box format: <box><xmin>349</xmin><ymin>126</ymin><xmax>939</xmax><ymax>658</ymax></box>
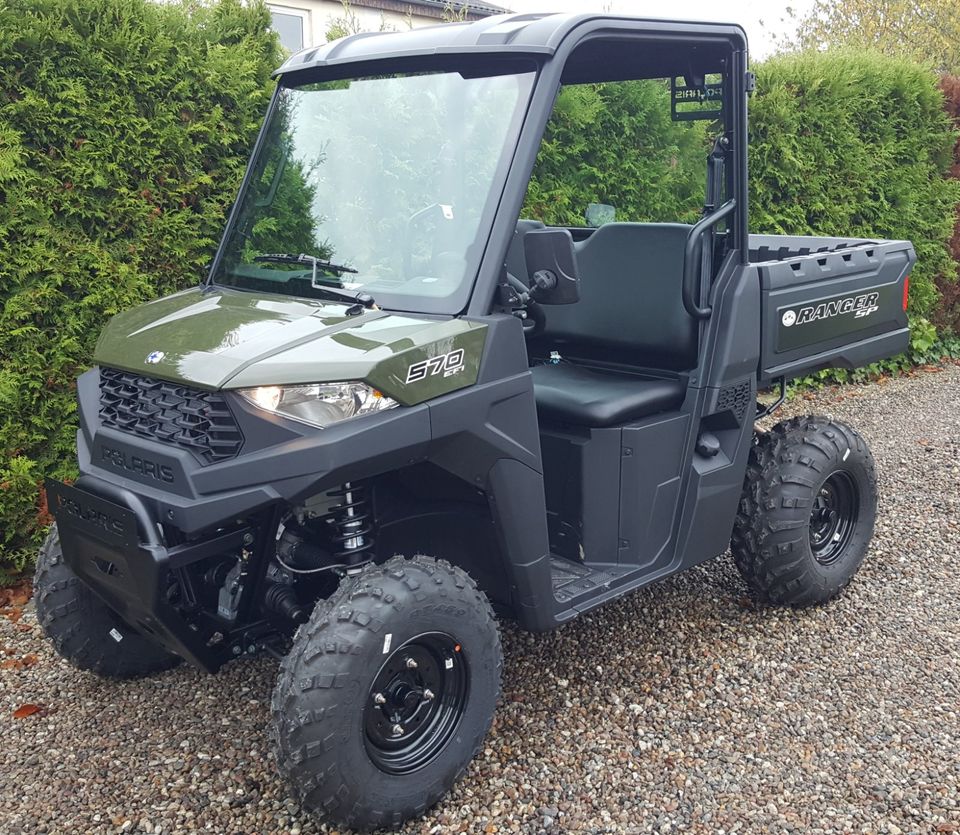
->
<box><xmin>37</xmin><ymin>12</ymin><xmax>914</xmax><ymax>831</ymax></box>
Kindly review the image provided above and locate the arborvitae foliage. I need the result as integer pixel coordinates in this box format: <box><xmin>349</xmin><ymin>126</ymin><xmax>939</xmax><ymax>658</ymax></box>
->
<box><xmin>933</xmin><ymin>74</ymin><xmax>960</xmax><ymax>335</ymax></box>
<box><xmin>0</xmin><ymin>0</ymin><xmax>281</xmax><ymax>563</ymax></box>
<box><xmin>524</xmin><ymin>81</ymin><xmax>711</xmax><ymax>226</ymax></box>
<box><xmin>748</xmin><ymin>51</ymin><xmax>960</xmax><ymax>321</ymax></box>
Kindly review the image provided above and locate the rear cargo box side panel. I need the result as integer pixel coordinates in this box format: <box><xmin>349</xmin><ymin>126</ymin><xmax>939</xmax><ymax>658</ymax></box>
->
<box><xmin>757</xmin><ymin>239</ymin><xmax>913</xmax><ymax>382</ymax></box>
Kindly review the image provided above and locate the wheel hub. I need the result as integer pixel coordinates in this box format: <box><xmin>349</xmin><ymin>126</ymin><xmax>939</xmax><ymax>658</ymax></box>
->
<box><xmin>363</xmin><ymin>633</ymin><xmax>467</xmax><ymax>775</ymax></box>
<box><xmin>809</xmin><ymin>471</ymin><xmax>859</xmax><ymax>565</ymax></box>
<box><xmin>384</xmin><ymin>681</ymin><xmax>426</xmax><ymax>720</ymax></box>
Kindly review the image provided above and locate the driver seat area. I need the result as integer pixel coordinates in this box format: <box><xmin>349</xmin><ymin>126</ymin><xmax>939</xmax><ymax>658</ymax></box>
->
<box><xmin>508</xmin><ymin>220</ymin><xmax>696</xmax><ymax>428</ymax></box>
<box><xmin>530</xmin><ymin>363</ymin><xmax>686</xmax><ymax>427</ymax></box>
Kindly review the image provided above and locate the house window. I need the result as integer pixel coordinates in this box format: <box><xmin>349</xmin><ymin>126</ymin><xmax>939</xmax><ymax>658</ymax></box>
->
<box><xmin>269</xmin><ymin>6</ymin><xmax>309</xmax><ymax>52</ymax></box>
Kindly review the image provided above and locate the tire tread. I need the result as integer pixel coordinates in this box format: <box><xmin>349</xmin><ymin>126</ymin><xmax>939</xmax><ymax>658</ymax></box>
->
<box><xmin>731</xmin><ymin>416</ymin><xmax>877</xmax><ymax>607</ymax></box>
<box><xmin>270</xmin><ymin>554</ymin><xmax>501</xmax><ymax>832</ymax></box>
<box><xmin>34</xmin><ymin>526</ymin><xmax>180</xmax><ymax>679</ymax></box>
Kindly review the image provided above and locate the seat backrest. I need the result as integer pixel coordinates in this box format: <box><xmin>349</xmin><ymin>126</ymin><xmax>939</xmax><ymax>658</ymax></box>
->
<box><xmin>541</xmin><ymin>222</ymin><xmax>699</xmax><ymax>371</ymax></box>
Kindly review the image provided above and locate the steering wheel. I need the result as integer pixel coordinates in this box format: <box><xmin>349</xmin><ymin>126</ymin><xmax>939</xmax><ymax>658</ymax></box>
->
<box><xmin>402</xmin><ymin>203</ymin><xmax>456</xmax><ymax>282</ymax></box>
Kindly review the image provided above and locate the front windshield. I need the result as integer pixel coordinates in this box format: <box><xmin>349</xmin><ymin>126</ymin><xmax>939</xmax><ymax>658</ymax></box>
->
<box><xmin>211</xmin><ymin>65</ymin><xmax>536</xmax><ymax>313</ymax></box>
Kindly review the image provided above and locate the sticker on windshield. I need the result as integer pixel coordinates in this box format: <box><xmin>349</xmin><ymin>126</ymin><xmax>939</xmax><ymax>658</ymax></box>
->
<box><xmin>405</xmin><ymin>349</ymin><xmax>465</xmax><ymax>384</ymax></box>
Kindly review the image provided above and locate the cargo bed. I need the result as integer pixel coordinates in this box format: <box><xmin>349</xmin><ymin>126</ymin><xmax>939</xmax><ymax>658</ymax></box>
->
<box><xmin>750</xmin><ymin>234</ymin><xmax>914</xmax><ymax>383</ymax></box>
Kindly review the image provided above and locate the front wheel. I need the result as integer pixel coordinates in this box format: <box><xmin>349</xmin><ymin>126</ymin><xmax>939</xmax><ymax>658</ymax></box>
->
<box><xmin>731</xmin><ymin>416</ymin><xmax>878</xmax><ymax>607</ymax></box>
<box><xmin>270</xmin><ymin>555</ymin><xmax>502</xmax><ymax>831</ymax></box>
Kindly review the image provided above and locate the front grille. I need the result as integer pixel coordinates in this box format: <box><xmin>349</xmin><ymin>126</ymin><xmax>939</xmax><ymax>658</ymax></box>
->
<box><xmin>99</xmin><ymin>368</ymin><xmax>243</xmax><ymax>465</ymax></box>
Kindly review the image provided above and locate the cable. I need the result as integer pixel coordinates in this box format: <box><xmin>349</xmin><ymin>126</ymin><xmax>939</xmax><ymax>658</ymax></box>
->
<box><xmin>273</xmin><ymin>550</ymin><xmax>370</xmax><ymax>576</ymax></box>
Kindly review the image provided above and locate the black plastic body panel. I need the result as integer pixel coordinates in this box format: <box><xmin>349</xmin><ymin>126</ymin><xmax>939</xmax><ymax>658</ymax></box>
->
<box><xmin>753</xmin><ymin>235</ymin><xmax>914</xmax><ymax>383</ymax></box>
<box><xmin>540</xmin><ymin>425</ymin><xmax>622</xmax><ymax>563</ymax></box>
<box><xmin>75</xmin><ymin>368</ymin><xmax>434</xmax><ymax>536</ymax></box>
<box><xmin>619</xmin><ymin>414</ymin><xmax>689</xmax><ymax>570</ymax></box>
<box><xmin>536</xmin><ymin>254</ymin><xmax>761</xmax><ymax>626</ymax></box>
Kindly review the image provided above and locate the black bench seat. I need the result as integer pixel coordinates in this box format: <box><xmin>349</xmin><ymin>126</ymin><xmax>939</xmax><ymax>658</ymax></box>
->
<box><xmin>531</xmin><ymin>363</ymin><xmax>686</xmax><ymax>427</ymax></box>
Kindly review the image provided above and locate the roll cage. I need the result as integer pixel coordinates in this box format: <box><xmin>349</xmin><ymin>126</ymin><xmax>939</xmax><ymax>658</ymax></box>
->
<box><xmin>207</xmin><ymin>14</ymin><xmax>751</xmax><ymax>319</ymax></box>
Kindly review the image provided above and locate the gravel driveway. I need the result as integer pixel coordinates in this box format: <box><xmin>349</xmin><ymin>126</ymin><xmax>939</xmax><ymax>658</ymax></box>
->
<box><xmin>2</xmin><ymin>365</ymin><xmax>959</xmax><ymax>835</ymax></box>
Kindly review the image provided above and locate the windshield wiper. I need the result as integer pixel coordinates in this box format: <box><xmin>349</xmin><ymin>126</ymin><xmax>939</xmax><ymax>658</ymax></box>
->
<box><xmin>252</xmin><ymin>252</ymin><xmax>376</xmax><ymax>311</ymax></box>
<box><xmin>253</xmin><ymin>252</ymin><xmax>359</xmax><ymax>275</ymax></box>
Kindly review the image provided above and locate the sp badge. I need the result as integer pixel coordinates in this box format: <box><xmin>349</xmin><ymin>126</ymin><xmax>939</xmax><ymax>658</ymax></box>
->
<box><xmin>405</xmin><ymin>349</ymin><xmax>466</xmax><ymax>384</ymax></box>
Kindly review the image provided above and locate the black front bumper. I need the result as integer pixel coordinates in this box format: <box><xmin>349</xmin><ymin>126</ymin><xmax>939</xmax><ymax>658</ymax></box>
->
<box><xmin>47</xmin><ymin>477</ymin><xmax>253</xmax><ymax>672</ymax></box>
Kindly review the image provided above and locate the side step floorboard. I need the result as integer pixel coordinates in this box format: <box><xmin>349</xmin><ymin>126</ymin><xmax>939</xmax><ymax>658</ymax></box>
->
<box><xmin>550</xmin><ymin>557</ymin><xmax>633</xmax><ymax>605</ymax></box>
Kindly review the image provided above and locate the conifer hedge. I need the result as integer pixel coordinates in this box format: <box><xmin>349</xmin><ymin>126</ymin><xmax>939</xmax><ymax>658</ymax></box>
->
<box><xmin>749</xmin><ymin>51</ymin><xmax>959</xmax><ymax>322</ymax></box>
<box><xmin>0</xmin><ymin>8</ymin><xmax>957</xmax><ymax>573</ymax></box>
<box><xmin>0</xmin><ymin>0</ymin><xmax>280</xmax><ymax>570</ymax></box>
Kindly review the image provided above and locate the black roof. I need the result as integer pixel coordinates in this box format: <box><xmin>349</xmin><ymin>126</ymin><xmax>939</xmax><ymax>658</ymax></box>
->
<box><xmin>275</xmin><ymin>13</ymin><xmax>748</xmax><ymax>77</ymax></box>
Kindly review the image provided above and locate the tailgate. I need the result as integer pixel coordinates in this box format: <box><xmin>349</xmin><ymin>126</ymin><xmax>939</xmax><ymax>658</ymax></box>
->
<box><xmin>754</xmin><ymin>236</ymin><xmax>914</xmax><ymax>382</ymax></box>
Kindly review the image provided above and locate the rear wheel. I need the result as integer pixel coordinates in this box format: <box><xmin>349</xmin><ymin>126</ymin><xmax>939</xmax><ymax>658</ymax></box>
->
<box><xmin>731</xmin><ymin>416</ymin><xmax>878</xmax><ymax>606</ymax></box>
<box><xmin>34</xmin><ymin>525</ymin><xmax>181</xmax><ymax>678</ymax></box>
<box><xmin>270</xmin><ymin>555</ymin><xmax>502</xmax><ymax>831</ymax></box>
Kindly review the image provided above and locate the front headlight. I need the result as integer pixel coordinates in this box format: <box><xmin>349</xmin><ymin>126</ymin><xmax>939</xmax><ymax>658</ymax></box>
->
<box><xmin>237</xmin><ymin>382</ymin><xmax>398</xmax><ymax>428</ymax></box>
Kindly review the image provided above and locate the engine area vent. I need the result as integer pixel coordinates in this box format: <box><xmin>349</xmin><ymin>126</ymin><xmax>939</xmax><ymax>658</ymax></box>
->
<box><xmin>716</xmin><ymin>380</ymin><xmax>751</xmax><ymax>424</ymax></box>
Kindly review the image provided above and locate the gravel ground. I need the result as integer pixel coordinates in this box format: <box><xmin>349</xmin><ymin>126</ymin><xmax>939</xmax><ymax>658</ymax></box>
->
<box><xmin>2</xmin><ymin>365</ymin><xmax>959</xmax><ymax>835</ymax></box>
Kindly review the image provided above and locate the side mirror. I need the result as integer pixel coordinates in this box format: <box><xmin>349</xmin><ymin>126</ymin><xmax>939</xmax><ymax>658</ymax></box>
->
<box><xmin>585</xmin><ymin>203</ymin><xmax>616</xmax><ymax>227</ymax></box>
<box><xmin>523</xmin><ymin>229</ymin><xmax>580</xmax><ymax>306</ymax></box>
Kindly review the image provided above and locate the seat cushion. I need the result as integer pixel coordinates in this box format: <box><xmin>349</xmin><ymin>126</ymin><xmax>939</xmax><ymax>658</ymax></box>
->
<box><xmin>531</xmin><ymin>363</ymin><xmax>686</xmax><ymax>427</ymax></box>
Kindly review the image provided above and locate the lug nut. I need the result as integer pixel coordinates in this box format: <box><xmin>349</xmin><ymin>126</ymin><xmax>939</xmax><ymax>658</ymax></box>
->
<box><xmin>391</xmin><ymin>724</ymin><xmax>404</xmax><ymax>736</ymax></box>
<box><xmin>406</xmin><ymin>658</ymin><xmax>418</xmax><ymax>669</ymax></box>
<box><xmin>423</xmin><ymin>688</ymin><xmax>435</xmax><ymax>701</ymax></box>
<box><xmin>373</xmin><ymin>692</ymin><xmax>386</xmax><ymax>705</ymax></box>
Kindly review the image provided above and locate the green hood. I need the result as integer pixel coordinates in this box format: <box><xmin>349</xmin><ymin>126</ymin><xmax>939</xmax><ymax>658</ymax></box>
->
<box><xmin>94</xmin><ymin>288</ymin><xmax>487</xmax><ymax>406</ymax></box>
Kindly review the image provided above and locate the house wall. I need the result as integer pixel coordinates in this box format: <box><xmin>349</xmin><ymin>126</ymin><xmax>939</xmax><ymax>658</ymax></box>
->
<box><xmin>267</xmin><ymin>1</ymin><xmax>477</xmax><ymax>50</ymax></box>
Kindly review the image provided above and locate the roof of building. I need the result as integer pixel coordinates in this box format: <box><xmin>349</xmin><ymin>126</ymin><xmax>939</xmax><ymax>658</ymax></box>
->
<box><xmin>410</xmin><ymin>0</ymin><xmax>509</xmax><ymax>15</ymax></box>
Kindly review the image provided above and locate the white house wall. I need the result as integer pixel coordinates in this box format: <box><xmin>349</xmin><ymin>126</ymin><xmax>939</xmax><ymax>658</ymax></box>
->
<box><xmin>268</xmin><ymin>1</ymin><xmax>439</xmax><ymax>49</ymax></box>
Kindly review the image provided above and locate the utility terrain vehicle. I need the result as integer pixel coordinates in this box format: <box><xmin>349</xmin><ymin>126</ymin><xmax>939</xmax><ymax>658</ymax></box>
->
<box><xmin>38</xmin><ymin>12</ymin><xmax>914</xmax><ymax>830</ymax></box>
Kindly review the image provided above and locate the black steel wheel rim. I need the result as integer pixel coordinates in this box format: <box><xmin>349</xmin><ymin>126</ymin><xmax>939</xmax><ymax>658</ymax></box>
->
<box><xmin>809</xmin><ymin>470</ymin><xmax>859</xmax><ymax>566</ymax></box>
<box><xmin>363</xmin><ymin>632</ymin><xmax>468</xmax><ymax>775</ymax></box>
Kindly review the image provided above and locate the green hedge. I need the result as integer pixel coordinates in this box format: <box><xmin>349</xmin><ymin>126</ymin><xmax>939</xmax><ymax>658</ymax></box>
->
<box><xmin>749</xmin><ymin>51</ymin><xmax>959</xmax><ymax>323</ymax></box>
<box><xmin>523</xmin><ymin>81</ymin><xmax>711</xmax><ymax>226</ymax></box>
<box><xmin>0</xmin><ymin>0</ymin><xmax>280</xmax><ymax>573</ymax></box>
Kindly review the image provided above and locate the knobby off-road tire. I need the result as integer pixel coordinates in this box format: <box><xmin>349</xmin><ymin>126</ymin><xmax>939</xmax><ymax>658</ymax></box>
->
<box><xmin>34</xmin><ymin>525</ymin><xmax>181</xmax><ymax>678</ymax></box>
<box><xmin>270</xmin><ymin>555</ymin><xmax>502</xmax><ymax>832</ymax></box>
<box><xmin>731</xmin><ymin>416</ymin><xmax>878</xmax><ymax>607</ymax></box>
